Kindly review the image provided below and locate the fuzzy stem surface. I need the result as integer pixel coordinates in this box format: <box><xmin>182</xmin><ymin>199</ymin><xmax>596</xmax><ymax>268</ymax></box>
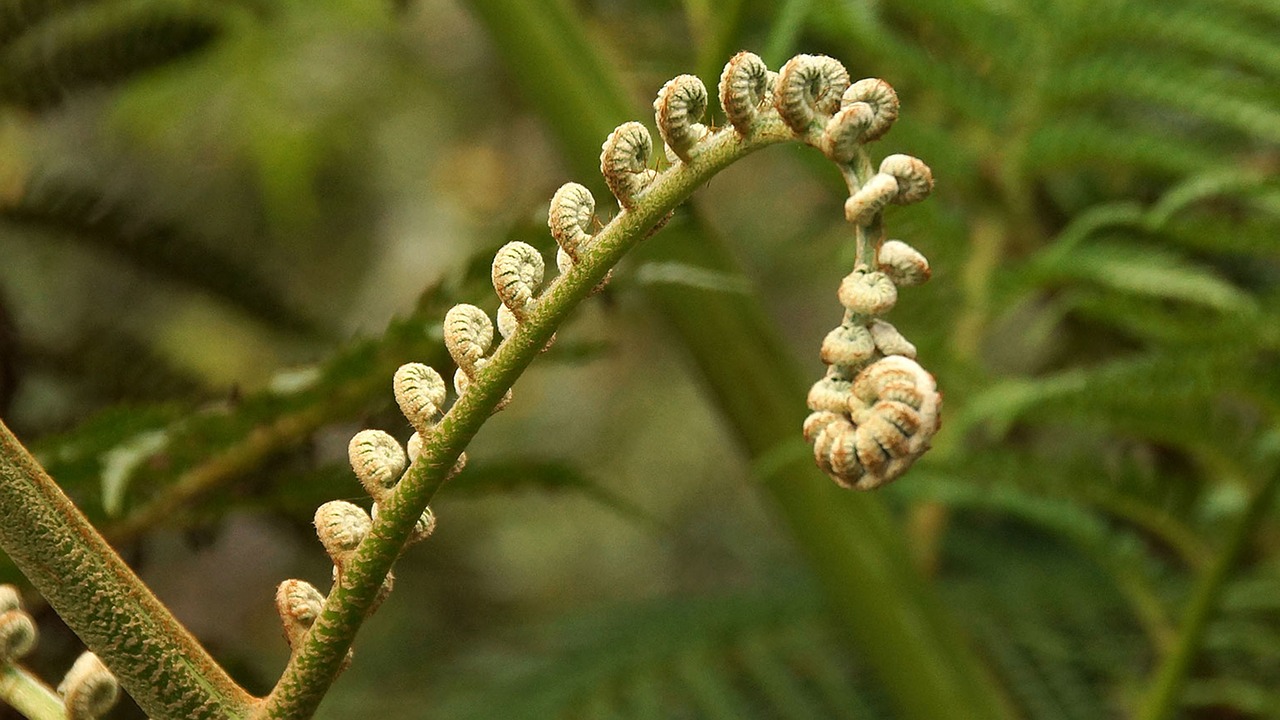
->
<box><xmin>0</xmin><ymin>421</ymin><xmax>254</xmax><ymax>719</ymax></box>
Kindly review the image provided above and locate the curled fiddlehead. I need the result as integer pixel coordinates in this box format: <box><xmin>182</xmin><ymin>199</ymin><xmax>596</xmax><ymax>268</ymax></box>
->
<box><xmin>59</xmin><ymin>652</ymin><xmax>119</xmax><ymax>720</ymax></box>
<box><xmin>260</xmin><ymin>53</ymin><xmax>944</xmax><ymax>715</ymax></box>
<box><xmin>774</xmin><ymin>54</ymin><xmax>850</xmax><ymax>136</ymax></box>
<box><xmin>719</xmin><ymin>51</ymin><xmax>775</xmax><ymax>135</ymax></box>
<box><xmin>655</xmin><ymin>74</ymin><xmax>711</xmax><ymax>163</ymax></box>
<box><xmin>600</xmin><ymin>121</ymin><xmax>658</xmax><ymax>209</ymax></box>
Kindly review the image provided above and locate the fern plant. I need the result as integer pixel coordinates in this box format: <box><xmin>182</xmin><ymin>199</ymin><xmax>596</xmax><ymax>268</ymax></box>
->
<box><xmin>2</xmin><ymin>0</ymin><xmax>1278</xmax><ymax>719</ymax></box>
<box><xmin>0</xmin><ymin>0</ymin><xmax>997</xmax><ymax>710</ymax></box>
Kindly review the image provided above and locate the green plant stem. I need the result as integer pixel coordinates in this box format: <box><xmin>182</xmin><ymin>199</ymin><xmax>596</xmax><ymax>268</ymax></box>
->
<box><xmin>257</xmin><ymin>116</ymin><xmax>801</xmax><ymax>720</ymax></box>
<box><xmin>463</xmin><ymin>1</ymin><xmax>1014</xmax><ymax>718</ymax></box>
<box><xmin>0</xmin><ymin>421</ymin><xmax>255</xmax><ymax>719</ymax></box>
<box><xmin>1136</xmin><ymin>468</ymin><xmax>1280</xmax><ymax>720</ymax></box>
<box><xmin>0</xmin><ymin>664</ymin><xmax>62</xmax><ymax>720</ymax></box>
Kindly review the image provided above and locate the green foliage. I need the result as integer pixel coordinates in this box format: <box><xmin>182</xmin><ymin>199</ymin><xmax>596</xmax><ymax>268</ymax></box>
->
<box><xmin>0</xmin><ymin>0</ymin><xmax>249</xmax><ymax>110</ymax></box>
<box><xmin>432</xmin><ymin>583</ymin><xmax>892</xmax><ymax>720</ymax></box>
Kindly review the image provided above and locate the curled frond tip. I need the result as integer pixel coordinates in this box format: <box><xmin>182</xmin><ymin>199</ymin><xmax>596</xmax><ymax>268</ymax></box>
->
<box><xmin>719</xmin><ymin>51</ymin><xmax>774</xmax><ymax>134</ymax></box>
<box><xmin>655</xmin><ymin>74</ymin><xmax>711</xmax><ymax>162</ymax></box>
<box><xmin>775</xmin><ymin>54</ymin><xmax>850</xmax><ymax>135</ymax></box>
<box><xmin>492</xmin><ymin>241</ymin><xmax>545</xmax><ymax>318</ymax></box>
<box><xmin>59</xmin><ymin>653</ymin><xmax>119</xmax><ymax>720</ymax></box>
<box><xmin>348</xmin><ymin>429</ymin><xmax>407</xmax><ymax>503</ymax></box>
<box><xmin>600</xmin><ymin>121</ymin><xmax>658</xmax><ymax>209</ymax></box>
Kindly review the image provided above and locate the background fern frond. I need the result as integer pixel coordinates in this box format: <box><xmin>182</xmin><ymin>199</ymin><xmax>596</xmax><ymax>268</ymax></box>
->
<box><xmin>1</xmin><ymin>175</ymin><xmax>317</xmax><ymax>333</ymax></box>
<box><xmin>0</xmin><ymin>0</ymin><xmax>248</xmax><ymax>110</ymax></box>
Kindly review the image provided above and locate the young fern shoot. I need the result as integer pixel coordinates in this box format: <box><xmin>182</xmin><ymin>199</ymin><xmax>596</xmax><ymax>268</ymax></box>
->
<box><xmin>260</xmin><ymin>50</ymin><xmax>938</xmax><ymax>718</ymax></box>
<box><xmin>0</xmin><ymin>585</ymin><xmax>120</xmax><ymax>720</ymax></box>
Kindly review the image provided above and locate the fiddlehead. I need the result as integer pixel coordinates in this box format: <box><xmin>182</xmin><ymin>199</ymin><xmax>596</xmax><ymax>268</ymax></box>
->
<box><xmin>600</xmin><ymin>122</ymin><xmax>658</xmax><ymax>209</ymax></box>
<box><xmin>755</xmin><ymin>52</ymin><xmax>939</xmax><ymax>490</ymax></box>
<box><xmin>719</xmin><ymin>51</ymin><xmax>775</xmax><ymax>135</ymax></box>
<box><xmin>259</xmin><ymin>51</ymin><xmax>943</xmax><ymax>717</ymax></box>
<box><xmin>774</xmin><ymin>54</ymin><xmax>851</xmax><ymax>137</ymax></box>
<box><xmin>348</xmin><ymin>429</ymin><xmax>407</xmax><ymax>505</ymax></box>
<box><xmin>655</xmin><ymin>74</ymin><xmax>711</xmax><ymax>163</ymax></box>
<box><xmin>392</xmin><ymin>362</ymin><xmax>448</xmax><ymax>435</ymax></box>
<box><xmin>58</xmin><ymin>652</ymin><xmax>119</xmax><ymax>720</ymax></box>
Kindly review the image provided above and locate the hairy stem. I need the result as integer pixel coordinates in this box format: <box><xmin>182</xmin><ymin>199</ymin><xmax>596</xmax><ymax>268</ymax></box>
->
<box><xmin>1136</xmin><ymin>467</ymin><xmax>1280</xmax><ymax>720</ymax></box>
<box><xmin>0</xmin><ymin>422</ymin><xmax>254</xmax><ymax>719</ymax></box>
<box><xmin>0</xmin><ymin>664</ymin><xmax>62</xmax><ymax>720</ymax></box>
<box><xmin>256</xmin><ymin>118</ymin><xmax>797</xmax><ymax>720</ymax></box>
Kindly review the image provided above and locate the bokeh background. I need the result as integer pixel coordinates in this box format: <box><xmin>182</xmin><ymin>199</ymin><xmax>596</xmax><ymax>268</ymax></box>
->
<box><xmin>1</xmin><ymin>0</ymin><xmax>1279</xmax><ymax>718</ymax></box>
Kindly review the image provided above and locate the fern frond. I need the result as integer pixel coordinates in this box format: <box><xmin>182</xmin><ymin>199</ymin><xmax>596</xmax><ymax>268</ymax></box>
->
<box><xmin>954</xmin><ymin>350</ymin><xmax>1259</xmax><ymax>462</ymax></box>
<box><xmin>1052</xmin><ymin>53</ymin><xmax>1280</xmax><ymax>145</ymax></box>
<box><xmin>880</xmin><ymin>0</ymin><xmax>1036</xmax><ymax>88</ymax></box>
<box><xmin>1158</xmin><ymin>213</ymin><xmax>1280</xmax><ymax>256</ymax></box>
<box><xmin>1146</xmin><ymin>168</ymin><xmax>1279</xmax><ymax>227</ymax></box>
<box><xmin>1030</xmin><ymin>240</ymin><xmax>1255</xmax><ymax>313</ymax></box>
<box><xmin>1022</xmin><ymin>118</ymin><xmax>1229</xmax><ymax>176</ymax></box>
<box><xmin>944</xmin><ymin>526</ymin><xmax>1149</xmax><ymax>720</ymax></box>
<box><xmin>1063</xmin><ymin>290</ymin><xmax>1258</xmax><ymax>347</ymax></box>
<box><xmin>1182</xmin><ymin>677</ymin><xmax>1280</xmax><ymax>718</ymax></box>
<box><xmin>431</xmin><ymin>587</ymin><xmax>887</xmax><ymax>720</ymax></box>
<box><xmin>1</xmin><ymin>176</ymin><xmax>317</xmax><ymax>333</ymax></box>
<box><xmin>1075</xmin><ymin>1</ymin><xmax>1280</xmax><ymax>82</ymax></box>
<box><xmin>900</xmin><ymin>474</ymin><xmax>1175</xmax><ymax>646</ymax></box>
<box><xmin>0</xmin><ymin>0</ymin><xmax>244</xmax><ymax>110</ymax></box>
<box><xmin>805</xmin><ymin>1</ymin><xmax>1008</xmax><ymax>128</ymax></box>
<box><xmin>25</xmin><ymin>277</ymin><xmax>467</xmax><ymax>530</ymax></box>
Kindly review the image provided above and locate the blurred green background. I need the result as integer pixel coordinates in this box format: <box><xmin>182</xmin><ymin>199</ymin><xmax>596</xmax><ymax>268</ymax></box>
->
<box><xmin>1</xmin><ymin>0</ymin><xmax>1279</xmax><ymax>718</ymax></box>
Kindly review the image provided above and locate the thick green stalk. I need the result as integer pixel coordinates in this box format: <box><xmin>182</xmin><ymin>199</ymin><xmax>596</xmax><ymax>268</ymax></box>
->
<box><xmin>0</xmin><ymin>664</ymin><xmax>62</xmax><ymax>720</ymax></box>
<box><xmin>464</xmin><ymin>1</ymin><xmax>1013</xmax><ymax>718</ymax></box>
<box><xmin>0</xmin><ymin>421</ymin><xmax>255</xmax><ymax>719</ymax></box>
<box><xmin>1137</xmin><ymin>468</ymin><xmax>1280</xmax><ymax>720</ymax></box>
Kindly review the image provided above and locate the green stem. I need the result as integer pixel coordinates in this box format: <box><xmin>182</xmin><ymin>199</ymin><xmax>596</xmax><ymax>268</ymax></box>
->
<box><xmin>461</xmin><ymin>2</ymin><xmax>1014</xmax><ymax>718</ymax></box>
<box><xmin>256</xmin><ymin>117</ymin><xmax>800</xmax><ymax>720</ymax></box>
<box><xmin>1136</xmin><ymin>468</ymin><xmax>1280</xmax><ymax>720</ymax></box>
<box><xmin>0</xmin><ymin>421</ymin><xmax>255</xmax><ymax>719</ymax></box>
<box><xmin>0</xmin><ymin>664</ymin><xmax>62</xmax><ymax>720</ymax></box>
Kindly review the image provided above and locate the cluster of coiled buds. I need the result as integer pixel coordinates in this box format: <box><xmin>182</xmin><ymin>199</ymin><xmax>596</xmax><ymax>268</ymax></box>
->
<box><xmin>276</xmin><ymin>53</ymin><xmax>944</xmax><ymax>656</ymax></box>
<box><xmin>275</xmin><ymin>365</ymin><xmax>451</xmax><ymax>661</ymax></box>
<box><xmin>712</xmin><ymin>51</ymin><xmax>941</xmax><ymax>490</ymax></box>
<box><xmin>0</xmin><ymin>585</ymin><xmax>119</xmax><ymax>719</ymax></box>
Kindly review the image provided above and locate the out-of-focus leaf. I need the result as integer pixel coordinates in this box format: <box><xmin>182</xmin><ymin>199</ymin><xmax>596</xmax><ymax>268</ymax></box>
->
<box><xmin>1</xmin><ymin>177</ymin><xmax>319</xmax><ymax>333</ymax></box>
<box><xmin>446</xmin><ymin>457</ymin><xmax>660</xmax><ymax>527</ymax></box>
<box><xmin>0</xmin><ymin>0</ymin><xmax>248</xmax><ymax>110</ymax></box>
<box><xmin>1030</xmin><ymin>242</ymin><xmax>1255</xmax><ymax>314</ymax></box>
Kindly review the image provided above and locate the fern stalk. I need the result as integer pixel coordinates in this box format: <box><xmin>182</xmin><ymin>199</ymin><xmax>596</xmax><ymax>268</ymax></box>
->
<box><xmin>257</xmin><ymin>112</ymin><xmax>809</xmax><ymax>719</ymax></box>
<box><xmin>1137</xmin><ymin>466</ymin><xmax>1280</xmax><ymax>720</ymax></box>
<box><xmin>0</xmin><ymin>664</ymin><xmax>62</xmax><ymax>720</ymax></box>
<box><xmin>0</xmin><ymin>421</ymin><xmax>254</xmax><ymax>719</ymax></box>
<box><xmin>462</xmin><ymin>1</ymin><xmax>1013</xmax><ymax>718</ymax></box>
